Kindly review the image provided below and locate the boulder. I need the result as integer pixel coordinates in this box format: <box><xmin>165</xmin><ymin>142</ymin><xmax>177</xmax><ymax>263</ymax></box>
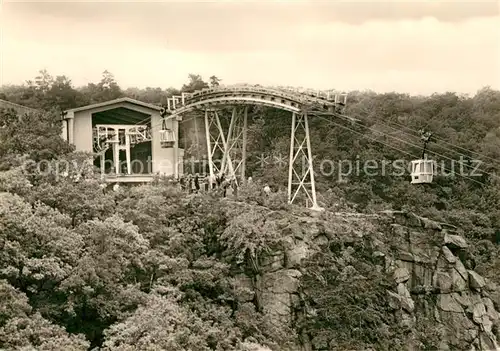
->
<box><xmin>468</xmin><ymin>271</ymin><xmax>486</xmax><ymax>290</ymax></box>
<box><xmin>451</xmin><ymin>268</ymin><xmax>468</xmax><ymax>292</ymax></box>
<box><xmin>300</xmin><ymin>220</ymin><xmax>321</xmax><ymax>239</ymax></box>
<box><xmin>413</xmin><ymin>264</ymin><xmax>433</xmax><ymax>287</ymax></box>
<box><xmin>466</xmin><ymin>299</ymin><xmax>494</xmax><ymax>334</ymax></box>
<box><xmin>313</xmin><ymin>234</ymin><xmax>329</xmax><ymax>246</ymax></box>
<box><xmin>479</xmin><ymin>331</ymin><xmax>499</xmax><ymax>351</ymax></box>
<box><xmin>438</xmin><ymin>294</ymin><xmax>464</xmax><ymax>313</ymax></box>
<box><xmin>409</xmin><ymin>231</ymin><xmax>441</xmax><ymax>264</ymax></box>
<box><xmin>406</xmin><ymin>212</ymin><xmax>423</xmax><ymax>227</ymax></box>
<box><xmin>260</xmin><ymin>252</ymin><xmax>284</xmax><ymax>272</ymax></box>
<box><xmin>399</xmin><ymin>251</ymin><xmax>414</xmax><ymax>262</ymax></box>
<box><xmin>261</xmin><ymin>269</ymin><xmax>302</xmax><ymax>294</ymax></box>
<box><xmin>260</xmin><ymin>269</ymin><xmax>302</xmax><ymax>325</ymax></box>
<box><xmin>434</xmin><ymin>271</ymin><xmax>453</xmax><ymax>293</ymax></box>
<box><xmin>421</xmin><ymin>216</ymin><xmax>442</xmax><ymax>230</ymax></box>
<box><xmin>371</xmin><ymin>237</ymin><xmax>386</xmax><ymax>251</ymax></box>
<box><xmin>444</xmin><ymin>233</ymin><xmax>468</xmax><ymax>249</ymax></box>
<box><xmin>394</xmin><ymin>267</ymin><xmax>410</xmax><ymax>284</ymax></box>
<box><xmin>452</xmin><ymin>292</ymin><xmax>473</xmax><ymax>307</ymax></box>
<box><xmin>442</xmin><ymin>246</ymin><xmax>457</xmax><ymax>263</ymax></box>
<box><xmin>387</xmin><ymin>290</ymin><xmax>402</xmax><ymax>310</ymax></box>
<box><xmin>455</xmin><ymin>259</ymin><xmax>469</xmax><ymax>281</ymax></box>
<box><xmin>391</xmin><ymin>223</ymin><xmax>408</xmax><ymax>237</ymax></box>
<box><xmin>285</xmin><ymin>241</ymin><xmax>310</xmax><ymax>268</ymax></box>
<box><xmin>397</xmin><ymin>283</ymin><xmax>414</xmax><ymax>312</ymax></box>
<box><xmin>470</xmin><ymin>301</ymin><xmax>487</xmax><ymax>325</ymax></box>
<box><xmin>400</xmin><ymin>311</ymin><xmax>416</xmax><ymax>328</ymax></box>
<box><xmin>440</xmin><ymin>309</ymin><xmax>478</xmax><ymax>345</ymax></box>
<box><xmin>482</xmin><ymin>297</ymin><xmax>499</xmax><ymax>322</ymax></box>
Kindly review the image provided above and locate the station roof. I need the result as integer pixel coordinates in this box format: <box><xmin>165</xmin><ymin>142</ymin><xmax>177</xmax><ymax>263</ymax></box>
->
<box><xmin>92</xmin><ymin>106</ymin><xmax>151</xmax><ymax>125</ymax></box>
<box><xmin>65</xmin><ymin>97</ymin><xmax>163</xmax><ymax>114</ymax></box>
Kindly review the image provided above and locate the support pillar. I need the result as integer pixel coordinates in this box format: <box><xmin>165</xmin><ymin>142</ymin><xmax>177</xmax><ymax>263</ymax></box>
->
<box><xmin>61</xmin><ymin>119</ymin><xmax>68</xmax><ymax>141</ymax></box>
<box><xmin>67</xmin><ymin>117</ymin><xmax>74</xmax><ymax>145</ymax></box>
<box><xmin>113</xmin><ymin>143</ymin><xmax>119</xmax><ymax>176</ymax></box>
<box><xmin>221</xmin><ymin>107</ymin><xmax>247</xmax><ymax>185</ymax></box>
<box><xmin>203</xmin><ymin>107</ymin><xmax>248</xmax><ymax>186</ymax></box>
<box><xmin>173</xmin><ymin>129</ymin><xmax>179</xmax><ymax>179</ymax></box>
<box><xmin>240</xmin><ymin>106</ymin><xmax>248</xmax><ymax>182</ymax></box>
<box><xmin>204</xmin><ymin>110</ymin><xmax>216</xmax><ymax>187</ymax></box>
<box><xmin>125</xmin><ymin>134</ymin><xmax>131</xmax><ymax>175</ymax></box>
<box><xmin>221</xmin><ymin>108</ymin><xmax>237</xmax><ymax>175</ymax></box>
<box><xmin>214</xmin><ymin>111</ymin><xmax>236</xmax><ymax>178</ymax></box>
<box><xmin>194</xmin><ymin>113</ymin><xmax>200</xmax><ymax>160</ymax></box>
<box><xmin>287</xmin><ymin>112</ymin><xmax>322</xmax><ymax>211</ymax></box>
<box><xmin>100</xmin><ymin>153</ymin><xmax>105</xmax><ymax>178</ymax></box>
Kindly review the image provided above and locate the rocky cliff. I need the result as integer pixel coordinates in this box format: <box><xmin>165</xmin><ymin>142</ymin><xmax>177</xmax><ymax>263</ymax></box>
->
<box><xmin>232</xmin><ymin>208</ymin><xmax>500</xmax><ymax>350</ymax></box>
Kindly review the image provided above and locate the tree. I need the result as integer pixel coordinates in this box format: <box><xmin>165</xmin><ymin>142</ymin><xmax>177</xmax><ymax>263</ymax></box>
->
<box><xmin>0</xmin><ymin>108</ymin><xmax>74</xmax><ymax>169</ymax></box>
<box><xmin>210</xmin><ymin>75</ymin><xmax>222</xmax><ymax>87</ymax></box>
<box><xmin>1</xmin><ymin>70</ymin><xmax>85</xmax><ymax>110</ymax></box>
<box><xmin>181</xmin><ymin>74</ymin><xmax>209</xmax><ymax>93</ymax></box>
<box><xmin>33</xmin><ymin>69</ymin><xmax>54</xmax><ymax>95</ymax></box>
<box><xmin>102</xmin><ymin>294</ymin><xmax>237</xmax><ymax>350</ymax></box>
<box><xmin>123</xmin><ymin>86</ymin><xmax>172</xmax><ymax>105</ymax></box>
<box><xmin>80</xmin><ymin>70</ymin><xmax>123</xmax><ymax>104</ymax></box>
<box><xmin>0</xmin><ymin>280</ymin><xmax>89</xmax><ymax>350</ymax></box>
<box><xmin>48</xmin><ymin>75</ymin><xmax>86</xmax><ymax>110</ymax></box>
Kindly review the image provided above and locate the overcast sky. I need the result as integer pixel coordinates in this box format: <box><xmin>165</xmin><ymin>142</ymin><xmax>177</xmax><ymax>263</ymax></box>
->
<box><xmin>1</xmin><ymin>1</ymin><xmax>499</xmax><ymax>95</ymax></box>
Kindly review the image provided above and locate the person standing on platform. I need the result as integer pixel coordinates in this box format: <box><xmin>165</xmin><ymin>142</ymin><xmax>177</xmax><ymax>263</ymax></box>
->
<box><xmin>232</xmin><ymin>179</ymin><xmax>238</xmax><ymax>197</ymax></box>
<box><xmin>263</xmin><ymin>184</ymin><xmax>271</xmax><ymax>196</ymax></box>
<box><xmin>180</xmin><ymin>175</ymin><xmax>186</xmax><ymax>191</ymax></box>
<box><xmin>187</xmin><ymin>175</ymin><xmax>193</xmax><ymax>194</ymax></box>
<box><xmin>194</xmin><ymin>173</ymin><xmax>200</xmax><ymax>193</ymax></box>
<box><xmin>209</xmin><ymin>174</ymin><xmax>216</xmax><ymax>189</ymax></box>
<box><xmin>221</xmin><ymin>177</ymin><xmax>229</xmax><ymax>198</ymax></box>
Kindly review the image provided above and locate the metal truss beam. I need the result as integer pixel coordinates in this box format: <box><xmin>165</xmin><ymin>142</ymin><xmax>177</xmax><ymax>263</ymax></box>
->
<box><xmin>222</xmin><ymin>106</ymin><xmax>248</xmax><ymax>186</ymax></box>
<box><xmin>203</xmin><ymin>107</ymin><xmax>248</xmax><ymax>187</ymax></box>
<box><xmin>287</xmin><ymin>112</ymin><xmax>322</xmax><ymax>211</ymax></box>
<box><xmin>170</xmin><ymin>85</ymin><xmax>349</xmax><ymax>210</ymax></box>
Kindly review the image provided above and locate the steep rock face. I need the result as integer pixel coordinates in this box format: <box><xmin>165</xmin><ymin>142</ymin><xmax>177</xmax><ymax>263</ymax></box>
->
<box><xmin>232</xmin><ymin>209</ymin><xmax>500</xmax><ymax>350</ymax></box>
<box><xmin>382</xmin><ymin>211</ymin><xmax>499</xmax><ymax>351</ymax></box>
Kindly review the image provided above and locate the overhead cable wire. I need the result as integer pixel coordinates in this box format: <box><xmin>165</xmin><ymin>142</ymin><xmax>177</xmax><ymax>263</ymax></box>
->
<box><xmin>351</xmin><ymin>107</ymin><xmax>500</xmax><ymax>166</ymax></box>
<box><xmin>315</xmin><ymin>115</ymin><xmax>489</xmax><ymax>187</ymax></box>
<box><xmin>352</xmin><ymin>116</ymin><xmax>500</xmax><ymax>173</ymax></box>
<box><xmin>99</xmin><ymin>91</ymin><xmax>496</xmax><ymax>185</ymax></box>
<box><xmin>392</xmin><ymin>118</ymin><xmax>499</xmax><ymax>165</ymax></box>
<box><xmin>332</xmin><ymin>113</ymin><xmax>500</xmax><ymax>181</ymax></box>
<box><xmin>147</xmin><ymin>103</ymin><xmax>496</xmax><ymax>184</ymax></box>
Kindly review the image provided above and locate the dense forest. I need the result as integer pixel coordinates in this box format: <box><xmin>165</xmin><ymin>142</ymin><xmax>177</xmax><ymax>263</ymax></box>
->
<box><xmin>1</xmin><ymin>70</ymin><xmax>500</xmax><ymax>350</ymax></box>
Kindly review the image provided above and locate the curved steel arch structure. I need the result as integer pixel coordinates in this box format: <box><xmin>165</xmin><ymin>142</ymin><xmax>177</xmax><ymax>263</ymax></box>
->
<box><xmin>166</xmin><ymin>85</ymin><xmax>346</xmax><ymax>117</ymax></box>
<box><xmin>171</xmin><ymin>96</ymin><xmax>301</xmax><ymax>115</ymax></box>
<box><xmin>164</xmin><ymin>84</ymin><xmax>348</xmax><ymax>211</ymax></box>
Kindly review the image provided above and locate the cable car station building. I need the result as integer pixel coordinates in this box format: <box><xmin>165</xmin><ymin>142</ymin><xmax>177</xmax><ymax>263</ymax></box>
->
<box><xmin>61</xmin><ymin>98</ymin><xmax>183</xmax><ymax>182</ymax></box>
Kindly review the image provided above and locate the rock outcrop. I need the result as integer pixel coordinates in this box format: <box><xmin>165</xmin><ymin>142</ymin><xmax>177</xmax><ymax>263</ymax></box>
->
<box><xmin>231</xmin><ymin>209</ymin><xmax>500</xmax><ymax>350</ymax></box>
<box><xmin>382</xmin><ymin>211</ymin><xmax>499</xmax><ymax>351</ymax></box>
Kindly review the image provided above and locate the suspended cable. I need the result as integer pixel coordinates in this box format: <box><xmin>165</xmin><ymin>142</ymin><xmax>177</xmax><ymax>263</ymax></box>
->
<box><xmin>386</xmin><ymin>118</ymin><xmax>500</xmax><ymax>169</ymax></box>
<box><xmin>126</xmin><ymin>91</ymin><xmax>497</xmax><ymax>170</ymax></box>
<box><xmin>315</xmin><ymin>115</ymin><xmax>489</xmax><ymax>187</ymax></box>
<box><xmin>333</xmin><ymin>113</ymin><xmax>500</xmax><ymax>181</ymax></box>
<box><xmin>352</xmin><ymin>108</ymin><xmax>500</xmax><ymax>167</ymax></box>
<box><xmin>151</xmin><ymin>102</ymin><xmax>497</xmax><ymax>184</ymax></box>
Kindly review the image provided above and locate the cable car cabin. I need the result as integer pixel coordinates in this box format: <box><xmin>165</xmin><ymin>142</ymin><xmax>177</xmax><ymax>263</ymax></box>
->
<box><xmin>410</xmin><ymin>159</ymin><xmax>436</xmax><ymax>184</ymax></box>
<box><xmin>159</xmin><ymin>129</ymin><xmax>176</xmax><ymax>148</ymax></box>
